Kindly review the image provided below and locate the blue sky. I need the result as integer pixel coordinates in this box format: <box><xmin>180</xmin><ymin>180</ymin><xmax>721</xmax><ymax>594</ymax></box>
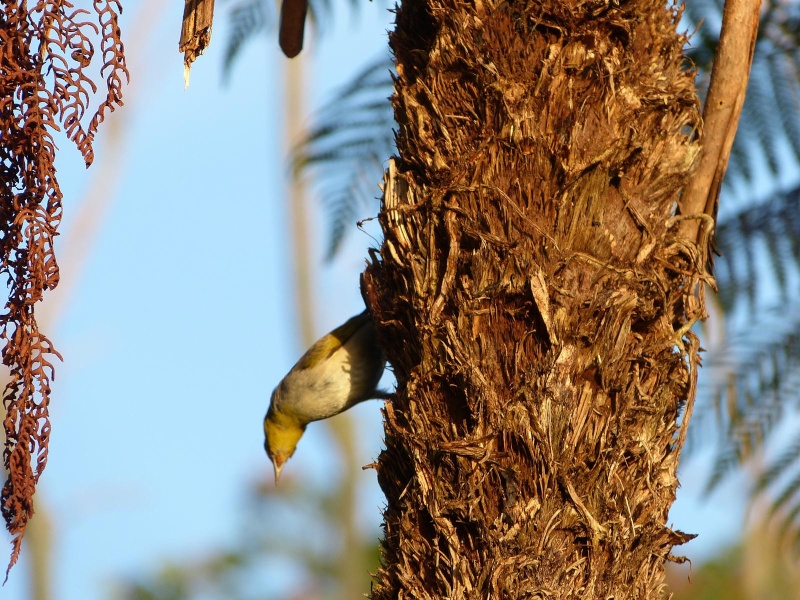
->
<box><xmin>4</xmin><ymin>2</ymin><xmax>749</xmax><ymax>598</ymax></box>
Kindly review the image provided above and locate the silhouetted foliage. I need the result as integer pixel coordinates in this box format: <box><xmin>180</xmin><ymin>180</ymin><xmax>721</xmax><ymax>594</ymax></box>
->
<box><xmin>222</xmin><ymin>0</ymin><xmax>367</xmax><ymax>74</ymax></box>
<box><xmin>291</xmin><ymin>57</ymin><xmax>395</xmax><ymax>256</ymax></box>
<box><xmin>680</xmin><ymin>0</ymin><xmax>800</xmax><ymax>547</ymax></box>
<box><xmin>222</xmin><ymin>0</ymin><xmax>273</xmax><ymax>78</ymax></box>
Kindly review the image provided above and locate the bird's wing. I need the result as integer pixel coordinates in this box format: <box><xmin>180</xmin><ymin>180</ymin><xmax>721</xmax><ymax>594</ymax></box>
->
<box><xmin>295</xmin><ymin>310</ymin><xmax>372</xmax><ymax>370</ymax></box>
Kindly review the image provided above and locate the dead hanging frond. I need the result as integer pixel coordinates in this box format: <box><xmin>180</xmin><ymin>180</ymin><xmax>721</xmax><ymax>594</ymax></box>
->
<box><xmin>290</xmin><ymin>56</ymin><xmax>395</xmax><ymax>257</ymax></box>
<box><xmin>0</xmin><ymin>0</ymin><xmax>127</xmax><ymax>576</ymax></box>
<box><xmin>180</xmin><ymin>0</ymin><xmax>215</xmax><ymax>87</ymax></box>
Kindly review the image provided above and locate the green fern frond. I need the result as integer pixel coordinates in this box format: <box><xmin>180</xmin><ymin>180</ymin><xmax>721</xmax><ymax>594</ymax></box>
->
<box><xmin>705</xmin><ymin>446</ymin><xmax>740</xmax><ymax>496</ymax></box>
<box><xmin>767</xmin><ymin>51</ymin><xmax>800</xmax><ymax>163</ymax></box>
<box><xmin>222</xmin><ymin>0</ymin><xmax>371</xmax><ymax>75</ymax></box>
<box><xmin>744</xmin><ymin>65</ymin><xmax>784</xmax><ymax>176</ymax></box>
<box><xmin>222</xmin><ymin>0</ymin><xmax>273</xmax><ymax>80</ymax></box>
<box><xmin>715</xmin><ymin>186</ymin><xmax>800</xmax><ymax>311</ymax></box>
<box><xmin>324</xmin><ymin>153</ymin><xmax>386</xmax><ymax>257</ymax></box>
<box><xmin>290</xmin><ymin>56</ymin><xmax>395</xmax><ymax>256</ymax></box>
<box><xmin>768</xmin><ymin>470</ymin><xmax>800</xmax><ymax>520</ymax></box>
<box><xmin>754</xmin><ymin>430</ymin><xmax>800</xmax><ymax>495</ymax></box>
<box><xmin>726</xmin><ymin>137</ymin><xmax>754</xmax><ymax>187</ymax></box>
<box><xmin>699</xmin><ymin>303</ymin><xmax>800</xmax><ymax>493</ymax></box>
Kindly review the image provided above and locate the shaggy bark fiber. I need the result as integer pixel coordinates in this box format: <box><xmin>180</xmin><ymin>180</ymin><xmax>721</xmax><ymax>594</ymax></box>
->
<box><xmin>363</xmin><ymin>0</ymin><xmax>708</xmax><ymax>597</ymax></box>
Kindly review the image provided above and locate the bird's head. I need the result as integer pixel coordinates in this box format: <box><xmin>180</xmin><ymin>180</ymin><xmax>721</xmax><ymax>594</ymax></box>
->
<box><xmin>263</xmin><ymin>404</ymin><xmax>306</xmax><ymax>483</ymax></box>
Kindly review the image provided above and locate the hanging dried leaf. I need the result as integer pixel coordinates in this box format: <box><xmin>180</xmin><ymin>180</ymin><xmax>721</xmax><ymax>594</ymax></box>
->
<box><xmin>180</xmin><ymin>0</ymin><xmax>215</xmax><ymax>87</ymax></box>
<box><xmin>0</xmin><ymin>0</ymin><xmax>128</xmax><ymax>577</ymax></box>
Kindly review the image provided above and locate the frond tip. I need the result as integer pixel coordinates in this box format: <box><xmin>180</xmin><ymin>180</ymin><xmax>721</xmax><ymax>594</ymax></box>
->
<box><xmin>222</xmin><ymin>0</ymin><xmax>271</xmax><ymax>79</ymax></box>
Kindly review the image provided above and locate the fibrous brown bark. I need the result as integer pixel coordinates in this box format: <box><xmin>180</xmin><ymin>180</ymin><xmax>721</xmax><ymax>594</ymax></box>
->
<box><xmin>363</xmin><ymin>0</ymin><xmax>708</xmax><ymax>597</ymax></box>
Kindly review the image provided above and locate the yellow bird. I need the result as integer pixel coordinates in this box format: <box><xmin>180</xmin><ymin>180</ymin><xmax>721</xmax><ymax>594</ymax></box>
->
<box><xmin>264</xmin><ymin>310</ymin><xmax>387</xmax><ymax>481</ymax></box>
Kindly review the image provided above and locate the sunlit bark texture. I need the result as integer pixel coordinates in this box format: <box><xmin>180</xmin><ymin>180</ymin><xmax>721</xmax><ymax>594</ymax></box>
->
<box><xmin>363</xmin><ymin>0</ymin><xmax>707</xmax><ymax>597</ymax></box>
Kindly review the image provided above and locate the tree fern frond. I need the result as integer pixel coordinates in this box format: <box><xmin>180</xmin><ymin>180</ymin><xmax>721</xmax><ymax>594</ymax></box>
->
<box><xmin>296</xmin><ymin>138</ymin><xmax>389</xmax><ymax>172</ymax></box>
<box><xmin>726</xmin><ymin>136</ymin><xmax>754</xmax><ymax>187</ymax></box>
<box><xmin>700</xmin><ymin>303</ymin><xmax>800</xmax><ymax>493</ymax></box>
<box><xmin>222</xmin><ymin>0</ymin><xmax>369</xmax><ymax>74</ymax></box>
<box><xmin>768</xmin><ymin>470</ymin><xmax>800</xmax><ymax>520</ymax></box>
<box><xmin>222</xmin><ymin>0</ymin><xmax>272</xmax><ymax>81</ymax></box>
<box><xmin>704</xmin><ymin>446</ymin><xmax>740</xmax><ymax>496</ymax></box>
<box><xmin>291</xmin><ymin>56</ymin><xmax>395</xmax><ymax>256</ymax></box>
<box><xmin>742</xmin><ymin>65</ymin><xmax>783</xmax><ymax>177</ymax></box>
<box><xmin>762</xmin><ymin>220</ymin><xmax>790</xmax><ymax>305</ymax></box>
<box><xmin>323</xmin><ymin>156</ymin><xmax>385</xmax><ymax>257</ymax></box>
<box><xmin>292</xmin><ymin>57</ymin><xmax>393</xmax><ymax>167</ymax></box>
<box><xmin>295</xmin><ymin>115</ymin><xmax>393</xmax><ymax>170</ymax></box>
<box><xmin>767</xmin><ymin>51</ymin><xmax>800</xmax><ymax>164</ymax></box>
<box><xmin>754</xmin><ymin>430</ymin><xmax>800</xmax><ymax>495</ymax></box>
<box><xmin>715</xmin><ymin>185</ymin><xmax>800</xmax><ymax>310</ymax></box>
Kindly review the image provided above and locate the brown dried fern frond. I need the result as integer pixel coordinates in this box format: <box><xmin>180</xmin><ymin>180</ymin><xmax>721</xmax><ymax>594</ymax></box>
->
<box><xmin>0</xmin><ymin>0</ymin><xmax>128</xmax><ymax>577</ymax></box>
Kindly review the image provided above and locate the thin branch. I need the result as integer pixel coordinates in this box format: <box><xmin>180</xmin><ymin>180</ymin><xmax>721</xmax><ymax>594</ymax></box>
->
<box><xmin>679</xmin><ymin>0</ymin><xmax>762</xmax><ymax>259</ymax></box>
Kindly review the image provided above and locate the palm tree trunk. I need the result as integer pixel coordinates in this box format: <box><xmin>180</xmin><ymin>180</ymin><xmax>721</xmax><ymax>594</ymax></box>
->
<box><xmin>363</xmin><ymin>0</ymin><xmax>706</xmax><ymax>597</ymax></box>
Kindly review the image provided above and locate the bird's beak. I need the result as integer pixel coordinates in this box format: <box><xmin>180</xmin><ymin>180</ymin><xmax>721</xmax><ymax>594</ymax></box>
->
<box><xmin>273</xmin><ymin>457</ymin><xmax>285</xmax><ymax>483</ymax></box>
